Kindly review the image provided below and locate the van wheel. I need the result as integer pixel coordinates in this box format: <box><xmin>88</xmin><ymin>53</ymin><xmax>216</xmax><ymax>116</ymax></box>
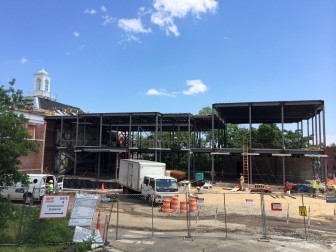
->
<box><xmin>23</xmin><ymin>194</ymin><xmax>32</xmax><ymax>205</ymax></box>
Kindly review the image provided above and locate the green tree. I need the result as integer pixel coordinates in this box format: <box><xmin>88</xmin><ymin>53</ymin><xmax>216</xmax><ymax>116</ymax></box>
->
<box><xmin>198</xmin><ymin>106</ymin><xmax>212</xmax><ymax>115</ymax></box>
<box><xmin>226</xmin><ymin>124</ymin><xmax>250</xmax><ymax>148</ymax></box>
<box><xmin>255</xmin><ymin>123</ymin><xmax>282</xmax><ymax>148</ymax></box>
<box><xmin>284</xmin><ymin>129</ymin><xmax>310</xmax><ymax>149</ymax></box>
<box><xmin>0</xmin><ymin>79</ymin><xmax>37</xmax><ymax>187</ymax></box>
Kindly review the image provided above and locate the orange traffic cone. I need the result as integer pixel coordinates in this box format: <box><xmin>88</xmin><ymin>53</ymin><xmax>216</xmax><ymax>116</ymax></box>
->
<box><xmin>96</xmin><ymin>211</ymin><xmax>101</xmax><ymax>233</ymax></box>
<box><xmin>101</xmin><ymin>183</ymin><xmax>105</xmax><ymax>192</ymax></box>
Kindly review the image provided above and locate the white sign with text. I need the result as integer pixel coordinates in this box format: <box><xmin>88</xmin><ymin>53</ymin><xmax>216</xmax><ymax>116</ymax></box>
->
<box><xmin>39</xmin><ymin>195</ymin><xmax>70</xmax><ymax>218</ymax></box>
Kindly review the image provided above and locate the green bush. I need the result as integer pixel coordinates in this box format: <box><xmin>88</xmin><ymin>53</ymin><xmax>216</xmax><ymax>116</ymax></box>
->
<box><xmin>21</xmin><ymin>207</ymin><xmax>75</xmax><ymax>245</ymax></box>
<box><xmin>0</xmin><ymin>198</ymin><xmax>22</xmax><ymax>244</ymax></box>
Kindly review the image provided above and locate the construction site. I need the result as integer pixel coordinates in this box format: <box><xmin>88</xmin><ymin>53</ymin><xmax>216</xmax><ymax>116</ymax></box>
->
<box><xmin>43</xmin><ymin>100</ymin><xmax>327</xmax><ymax>190</ymax></box>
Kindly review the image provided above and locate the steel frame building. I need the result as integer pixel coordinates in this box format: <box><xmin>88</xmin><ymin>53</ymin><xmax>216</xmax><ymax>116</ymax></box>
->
<box><xmin>44</xmin><ymin>100</ymin><xmax>327</xmax><ymax>184</ymax></box>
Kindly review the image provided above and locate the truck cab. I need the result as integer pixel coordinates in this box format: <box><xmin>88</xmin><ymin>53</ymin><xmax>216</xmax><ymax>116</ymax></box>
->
<box><xmin>141</xmin><ymin>175</ymin><xmax>178</xmax><ymax>204</ymax></box>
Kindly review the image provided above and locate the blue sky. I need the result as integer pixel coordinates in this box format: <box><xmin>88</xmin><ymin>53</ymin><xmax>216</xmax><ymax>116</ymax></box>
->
<box><xmin>0</xmin><ymin>0</ymin><xmax>335</xmax><ymax>144</ymax></box>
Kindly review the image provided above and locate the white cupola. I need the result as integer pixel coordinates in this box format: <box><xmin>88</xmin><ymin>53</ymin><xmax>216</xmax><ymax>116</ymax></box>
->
<box><xmin>33</xmin><ymin>69</ymin><xmax>55</xmax><ymax>101</ymax></box>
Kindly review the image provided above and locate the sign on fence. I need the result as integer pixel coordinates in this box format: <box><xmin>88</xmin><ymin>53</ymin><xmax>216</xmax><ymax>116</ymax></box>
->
<box><xmin>39</xmin><ymin>195</ymin><xmax>70</xmax><ymax>218</ymax></box>
<box><xmin>69</xmin><ymin>193</ymin><xmax>99</xmax><ymax>227</ymax></box>
<box><xmin>271</xmin><ymin>203</ymin><xmax>282</xmax><ymax>211</ymax></box>
<box><xmin>245</xmin><ymin>199</ymin><xmax>253</xmax><ymax>205</ymax></box>
<box><xmin>299</xmin><ymin>206</ymin><xmax>307</xmax><ymax>216</ymax></box>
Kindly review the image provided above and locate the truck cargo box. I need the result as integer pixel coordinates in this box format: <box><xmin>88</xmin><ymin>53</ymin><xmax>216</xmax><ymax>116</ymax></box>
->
<box><xmin>118</xmin><ymin>159</ymin><xmax>166</xmax><ymax>192</ymax></box>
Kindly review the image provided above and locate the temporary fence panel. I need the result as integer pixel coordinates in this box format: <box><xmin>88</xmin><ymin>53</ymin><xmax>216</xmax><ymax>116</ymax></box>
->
<box><xmin>263</xmin><ymin>193</ymin><xmax>307</xmax><ymax>239</ymax></box>
<box><xmin>225</xmin><ymin>193</ymin><xmax>265</xmax><ymax>238</ymax></box>
<box><xmin>109</xmin><ymin>194</ymin><xmax>154</xmax><ymax>240</ymax></box>
<box><xmin>152</xmin><ymin>193</ymin><xmax>189</xmax><ymax>238</ymax></box>
<box><xmin>303</xmin><ymin>194</ymin><xmax>336</xmax><ymax>241</ymax></box>
<box><xmin>189</xmin><ymin>192</ymin><xmax>227</xmax><ymax>239</ymax></box>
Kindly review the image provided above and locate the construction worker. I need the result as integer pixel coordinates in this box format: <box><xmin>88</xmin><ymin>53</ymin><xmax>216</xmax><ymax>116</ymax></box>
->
<box><xmin>47</xmin><ymin>179</ymin><xmax>54</xmax><ymax>194</ymax></box>
<box><xmin>240</xmin><ymin>173</ymin><xmax>244</xmax><ymax>190</ymax></box>
<box><xmin>312</xmin><ymin>179</ymin><xmax>319</xmax><ymax>198</ymax></box>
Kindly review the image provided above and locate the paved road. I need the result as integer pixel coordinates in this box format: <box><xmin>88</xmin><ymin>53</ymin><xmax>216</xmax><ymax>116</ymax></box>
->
<box><xmin>91</xmin><ymin>230</ymin><xmax>336</xmax><ymax>252</ymax></box>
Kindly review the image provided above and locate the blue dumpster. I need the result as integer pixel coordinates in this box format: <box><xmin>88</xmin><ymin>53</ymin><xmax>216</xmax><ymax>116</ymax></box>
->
<box><xmin>195</xmin><ymin>173</ymin><xmax>204</xmax><ymax>181</ymax></box>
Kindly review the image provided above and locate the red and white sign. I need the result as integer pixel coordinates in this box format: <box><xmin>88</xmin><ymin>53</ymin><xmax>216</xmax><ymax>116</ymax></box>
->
<box><xmin>245</xmin><ymin>199</ymin><xmax>253</xmax><ymax>205</ymax></box>
<box><xmin>271</xmin><ymin>202</ymin><xmax>282</xmax><ymax>211</ymax></box>
<box><xmin>39</xmin><ymin>195</ymin><xmax>70</xmax><ymax>218</ymax></box>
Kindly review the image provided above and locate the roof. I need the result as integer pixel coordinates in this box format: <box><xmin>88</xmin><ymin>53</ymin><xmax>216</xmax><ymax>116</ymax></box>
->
<box><xmin>34</xmin><ymin>69</ymin><xmax>49</xmax><ymax>75</ymax></box>
<box><xmin>213</xmin><ymin>100</ymin><xmax>324</xmax><ymax>124</ymax></box>
<box><xmin>46</xmin><ymin>112</ymin><xmax>219</xmax><ymax>131</ymax></box>
<box><xmin>36</xmin><ymin>97</ymin><xmax>84</xmax><ymax>115</ymax></box>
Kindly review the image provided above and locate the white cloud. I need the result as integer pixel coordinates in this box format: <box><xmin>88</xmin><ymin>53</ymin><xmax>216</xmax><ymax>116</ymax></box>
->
<box><xmin>20</xmin><ymin>57</ymin><xmax>27</xmax><ymax>64</ymax></box>
<box><xmin>138</xmin><ymin>6</ymin><xmax>152</xmax><ymax>16</ymax></box>
<box><xmin>73</xmin><ymin>31</ymin><xmax>80</xmax><ymax>37</ymax></box>
<box><xmin>102</xmin><ymin>15</ymin><xmax>115</xmax><ymax>25</ymax></box>
<box><xmin>151</xmin><ymin>0</ymin><xmax>218</xmax><ymax>36</ymax></box>
<box><xmin>146</xmin><ymin>88</ymin><xmax>176</xmax><ymax>97</ymax></box>
<box><xmin>84</xmin><ymin>8</ymin><xmax>96</xmax><ymax>15</ymax></box>
<box><xmin>182</xmin><ymin>79</ymin><xmax>208</xmax><ymax>95</ymax></box>
<box><xmin>118</xmin><ymin>18</ymin><xmax>152</xmax><ymax>34</ymax></box>
<box><xmin>123</xmin><ymin>34</ymin><xmax>141</xmax><ymax>44</ymax></box>
<box><xmin>101</xmin><ymin>5</ymin><xmax>107</xmax><ymax>12</ymax></box>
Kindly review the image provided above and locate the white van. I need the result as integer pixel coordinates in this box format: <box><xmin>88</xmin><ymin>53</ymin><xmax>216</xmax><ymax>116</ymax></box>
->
<box><xmin>0</xmin><ymin>174</ymin><xmax>64</xmax><ymax>204</ymax></box>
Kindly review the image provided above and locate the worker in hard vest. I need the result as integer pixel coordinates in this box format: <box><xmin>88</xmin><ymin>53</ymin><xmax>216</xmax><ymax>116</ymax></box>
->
<box><xmin>47</xmin><ymin>180</ymin><xmax>54</xmax><ymax>194</ymax></box>
<box><xmin>240</xmin><ymin>173</ymin><xmax>244</xmax><ymax>190</ymax></box>
<box><xmin>312</xmin><ymin>180</ymin><xmax>319</xmax><ymax>198</ymax></box>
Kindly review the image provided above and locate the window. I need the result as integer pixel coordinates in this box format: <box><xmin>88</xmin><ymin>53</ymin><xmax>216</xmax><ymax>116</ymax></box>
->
<box><xmin>36</xmin><ymin>78</ymin><xmax>41</xmax><ymax>90</ymax></box>
<box><xmin>149</xmin><ymin>179</ymin><xmax>155</xmax><ymax>189</ymax></box>
<box><xmin>45</xmin><ymin>79</ymin><xmax>49</xmax><ymax>91</ymax></box>
<box><xmin>27</xmin><ymin>125</ymin><xmax>35</xmax><ymax>139</ymax></box>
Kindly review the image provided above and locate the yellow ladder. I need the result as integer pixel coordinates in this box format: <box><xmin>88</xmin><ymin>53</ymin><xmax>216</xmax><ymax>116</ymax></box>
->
<box><xmin>242</xmin><ymin>139</ymin><xmax>249</xmax><ymax>189</ymax></box>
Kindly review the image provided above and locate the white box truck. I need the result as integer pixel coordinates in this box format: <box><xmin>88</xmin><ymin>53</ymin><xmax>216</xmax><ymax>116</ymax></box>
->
<box><xmin>118</xmin><ymin>159</ymin><xmax>178</xmax><ymax>204</ymax></box>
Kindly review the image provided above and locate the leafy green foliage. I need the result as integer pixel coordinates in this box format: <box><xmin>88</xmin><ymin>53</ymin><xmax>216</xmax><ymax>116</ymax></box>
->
<box><xmin>0</xmin><ymin>79</ymin><xmax>37</xmax><ymax>187</ymax></box>
<box><xmin>198</xmin><ymin>106</ymin><xmax>212</xmax><ymax>115</ymax></box>
<box><xmin>21</xmin><ymin>207</ymin><xmax>74</xmax><ymax>244</ymax></box>
<box><xmin>0</xmin><ymin>198</ymin><xmax>16</xmax><ymax>230</ymax></box>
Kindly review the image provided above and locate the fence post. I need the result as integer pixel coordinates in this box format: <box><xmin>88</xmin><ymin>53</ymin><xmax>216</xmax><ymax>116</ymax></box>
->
<box><xmin>224</xmin><ymin>193</ymin><xmax>228</xmax><ymax>238</ymax></box>
<box><xmin>307</xmin><ymin>205</ymin><xmax>311</xmax><ymax>228</ymax></box>
<box><xmin>116</xmin><ymin>195</ymin><xmax>119</xmax><ymax>240</ymax></box>
<box><xmin>260</xmin><ymin>193</ymin><xmax>267</xmax><ymax>240</ymax></box>
<box><xmin>151</xmin><ymin>193</ymin><xmax>154</xmax><ymax>239</ymax></box>
<box><xmin>104</xmin><ymin>193</ymin><xmax>116</xmax><ymax>245</ymax></box>
<box><xmin>184</xmin><ymin>192</ymin><xmax>193</xmax><ymax>240</ymax></box>
<box><xmin>301</xmin><ymin>194</ymin><xmax>307</xmax><ymax>240</ymax></box>
<box><xmin>16</xmin><ymin>200</ymin><xmax>27</xmax><ymax>244</ymax></box>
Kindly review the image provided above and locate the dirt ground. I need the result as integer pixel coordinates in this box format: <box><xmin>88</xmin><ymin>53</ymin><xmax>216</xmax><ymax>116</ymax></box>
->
<box><xmin>63</xmin><ymin>183</ymin><xmax>336</xmax><ymax>242</ymax></box>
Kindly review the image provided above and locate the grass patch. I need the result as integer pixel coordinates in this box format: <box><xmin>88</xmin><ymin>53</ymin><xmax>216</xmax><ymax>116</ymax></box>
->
<box><xmin>0</xmin><ymin>244</ymin><xmax>67</xmax><ymax>252</ymax></box>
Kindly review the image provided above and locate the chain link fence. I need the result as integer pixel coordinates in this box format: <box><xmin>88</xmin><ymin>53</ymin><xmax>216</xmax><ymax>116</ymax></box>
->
<box><xmin>1</xmin><ymin>190</ymin><xmax>336</xmax><ymax>247</ymax></box>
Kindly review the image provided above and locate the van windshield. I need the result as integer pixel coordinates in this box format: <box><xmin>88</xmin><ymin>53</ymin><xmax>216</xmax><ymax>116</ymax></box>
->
<box><xmin>155</xmin><ymin>179</ymin><xmax>178</xmax><ymax>192</ymax></box>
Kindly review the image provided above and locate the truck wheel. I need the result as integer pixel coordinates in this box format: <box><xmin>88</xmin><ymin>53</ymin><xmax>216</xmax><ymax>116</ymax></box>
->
<box><xmin>23</xmin><ymin>194</ymin><xmax>32</xmax><ymax>205</ymax></box>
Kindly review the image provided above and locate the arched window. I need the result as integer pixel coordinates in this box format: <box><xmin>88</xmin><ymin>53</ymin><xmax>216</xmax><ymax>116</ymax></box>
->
<box><xmin>36</xmin><ymin>78</ymin><xmax>42</xmax><ymax>90</ymax></box>
<box><xmin>45</xmin><ymin>79</ymin><xmax>49</xmax><ymax>92</ymax></box>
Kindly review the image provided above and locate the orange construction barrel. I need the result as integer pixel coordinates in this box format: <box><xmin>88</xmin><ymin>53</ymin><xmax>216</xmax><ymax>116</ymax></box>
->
<box><xmin>189</xmin><ymin>197</ymin><xmax>197</xmax><ymax>213</ymax></box>
<box><xmin>180</xmin><ymin>200</ymin><xmax>187</xmax><ymax>215</ymax></box>
<box><xmin>170</xmin><ymin>196</ymin><xmax>179</xmax><ymax>211</ymax></box>
<box><xmin>162</xmin><ymin>199</ymin><xmax>171</xmax><ymax>213</ymax></box>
